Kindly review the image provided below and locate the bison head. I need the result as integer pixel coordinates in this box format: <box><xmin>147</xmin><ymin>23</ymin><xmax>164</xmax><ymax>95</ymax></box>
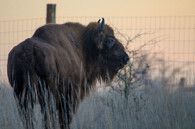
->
<box><xmin>84</xmin><ymin>18</ymin><xmax>130</xmax><ymax>81</ymax></box>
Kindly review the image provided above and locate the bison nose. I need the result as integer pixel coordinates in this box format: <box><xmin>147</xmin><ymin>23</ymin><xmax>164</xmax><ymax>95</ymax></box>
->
<box><xmin>123</xmin><ymin>54</ymin><xmax>130</xmax><ymax>64</ymax></box>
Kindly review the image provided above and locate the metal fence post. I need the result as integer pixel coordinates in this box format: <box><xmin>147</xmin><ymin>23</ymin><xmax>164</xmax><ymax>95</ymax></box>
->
<box><xmin>46</xmin><ymin>4</ymin><xmax>56</xmax><ymax>24</ymax></box>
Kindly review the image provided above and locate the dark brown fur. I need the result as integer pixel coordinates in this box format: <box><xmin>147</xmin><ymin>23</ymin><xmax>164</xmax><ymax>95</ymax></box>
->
<box><xmin>7</xmin><ymin>19</ymin><xmax>129</xmax><ymax>129</ymax></box>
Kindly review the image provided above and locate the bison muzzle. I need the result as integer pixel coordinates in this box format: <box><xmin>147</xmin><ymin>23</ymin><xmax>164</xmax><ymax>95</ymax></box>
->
<box><xmin>7</xmin><ymin>18</ymin><xmax>129</xmax><ymax>129</ymax></box>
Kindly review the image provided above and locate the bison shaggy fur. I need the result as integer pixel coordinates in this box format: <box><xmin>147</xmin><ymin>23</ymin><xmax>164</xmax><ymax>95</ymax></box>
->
<box><xmin>7</xmin><ymin>18</ymin><xmax>129</xmax><ymax>129</ymax></box>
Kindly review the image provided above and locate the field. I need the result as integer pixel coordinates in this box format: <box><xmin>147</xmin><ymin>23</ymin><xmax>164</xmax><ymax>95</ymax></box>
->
<box><xmin>0</xmin><ymin>71</ymin><xmax>194</xmax><ymax>129</ymax></box>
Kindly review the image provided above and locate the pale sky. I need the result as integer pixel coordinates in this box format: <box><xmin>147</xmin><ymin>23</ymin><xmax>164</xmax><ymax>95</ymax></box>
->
<box><xmin>0</xmin><ymin>0</ymin><xmax>195</xmax><ymax>20</ymax></box>
<box><xmin>0</xmin><ymin>0</ymin><xmax>195</xmax><ymax>80</ymax></box>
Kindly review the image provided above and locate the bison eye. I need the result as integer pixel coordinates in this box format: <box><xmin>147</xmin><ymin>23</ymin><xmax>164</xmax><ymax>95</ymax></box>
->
<box><xmin>106</xmin><ymin>38</ymin><xmax>115</xmax><ymax>49</ymax></box>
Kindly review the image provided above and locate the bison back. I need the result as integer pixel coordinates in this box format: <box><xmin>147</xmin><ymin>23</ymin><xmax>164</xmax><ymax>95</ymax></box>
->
<box><xmin>7</xmin><ymin>38</ymin><xmax>58</xmax><ymax>96</ymax></box>
<box><xmin>8</xmin><ymin>36</ymin><xmax>85</xmax><ymax>98</ymax></box>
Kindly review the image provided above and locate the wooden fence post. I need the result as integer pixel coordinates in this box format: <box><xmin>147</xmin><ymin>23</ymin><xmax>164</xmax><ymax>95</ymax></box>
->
<box><xmin>46</xmin><ymin>4</ymin><xmax>56</xmax><ymax>24</ymax></box>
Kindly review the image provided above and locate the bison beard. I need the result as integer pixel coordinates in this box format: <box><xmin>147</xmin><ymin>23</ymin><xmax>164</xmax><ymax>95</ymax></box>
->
<box><xmin>7</xmin><ymin>18</ymin><xmax>129</xmax><ymax>129</ymax></box>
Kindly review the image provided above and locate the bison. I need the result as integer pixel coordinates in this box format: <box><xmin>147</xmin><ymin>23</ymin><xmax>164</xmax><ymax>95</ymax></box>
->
<box><xmin>7</xmin><ymin>18</ymin><xmax>129</xmax><ymax>129</ymax></box>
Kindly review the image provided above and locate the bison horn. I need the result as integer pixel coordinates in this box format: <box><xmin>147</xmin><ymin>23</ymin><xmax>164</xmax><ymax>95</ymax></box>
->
<box><xmin>98</xmin><ymin>18</ymin><xmax>105</xmax><ymax>33</ymax></box>
<box><xmin>97</xmin><ymin>19</ymin><xmax>101</xmax><ymax>23</ymax></box>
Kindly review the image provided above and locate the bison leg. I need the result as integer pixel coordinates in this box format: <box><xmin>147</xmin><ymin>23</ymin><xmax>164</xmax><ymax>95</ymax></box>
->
<box><xmin>57</xmin><ymin>95</ymin><xmax>72</xmax><ymax>129</ymax></box>
<box><xmin>57</xmin><ymin>81</ymin><xmax>81</xmax><ymax>129</ymax></box>
<box><xmin>37</xmin><ymin>85</ymin><xmax>72</xmax><ymax>129</ymax></box>
<box><xmin>37</xmin><ymin>85</ymin><xmax>48</xmax><ymax>129</ymax></box>
<box><xmin>14</xmin><ymin>83</ymin><xmax>36</xmax><ymax>129</ymax></box>
<box><xmin>37</xmin><ymin>81</ymin><xmax>57</xmax><ymax>129</ymax></box>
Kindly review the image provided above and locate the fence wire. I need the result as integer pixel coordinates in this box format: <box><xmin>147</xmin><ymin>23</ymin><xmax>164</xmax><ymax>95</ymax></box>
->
<box><xmin>0</xmin><ymin>16</ymin><xmax>195</xmax><ymax>84</ymax></box>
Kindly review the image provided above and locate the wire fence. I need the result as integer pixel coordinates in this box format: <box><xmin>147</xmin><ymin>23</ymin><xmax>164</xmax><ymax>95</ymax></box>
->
<box><xmin>0</xmin><ymin>16</ymin><xmax>195</xmax><ymax>84</ymax></box>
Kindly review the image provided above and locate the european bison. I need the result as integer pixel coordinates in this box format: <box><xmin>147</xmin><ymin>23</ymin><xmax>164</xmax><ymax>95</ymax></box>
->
<box><xmin>7</xmin><ymin>18</ymin><xmax>129</xmax><ymax>129</ymax></box>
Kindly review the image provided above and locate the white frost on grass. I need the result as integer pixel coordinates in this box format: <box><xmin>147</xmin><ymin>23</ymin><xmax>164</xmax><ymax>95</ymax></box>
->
<box><xmin>0</xmin><ymin>81</ymin><xmax>194</xmax><ymax>129</ymax></box>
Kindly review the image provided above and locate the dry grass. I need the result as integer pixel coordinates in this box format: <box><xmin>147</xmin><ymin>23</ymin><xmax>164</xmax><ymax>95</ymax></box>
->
<box><xmin>0</xmin><ymin>83</ymin><xmax>24</xmax><ymax>129</ymax></box>
<box><xmin>71</xmin><ymin>84</ymin><xmax>195</xmax><ymax>129</ymax></box>
<box><xmin>0</xmin><ymin>78</ymin><xmax>194</xmax><ymax>129</ymax></box>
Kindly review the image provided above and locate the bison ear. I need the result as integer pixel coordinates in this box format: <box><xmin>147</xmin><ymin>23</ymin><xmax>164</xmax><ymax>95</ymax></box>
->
<box><xmin>106</xmin><ymin>38</ymin><xmax>115</xmax><ymax>49</ymax></box>
<box><xmin>94</xmin><ymin>33</ymin><xmax>104</xmax><ymax>49</ymax></box>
